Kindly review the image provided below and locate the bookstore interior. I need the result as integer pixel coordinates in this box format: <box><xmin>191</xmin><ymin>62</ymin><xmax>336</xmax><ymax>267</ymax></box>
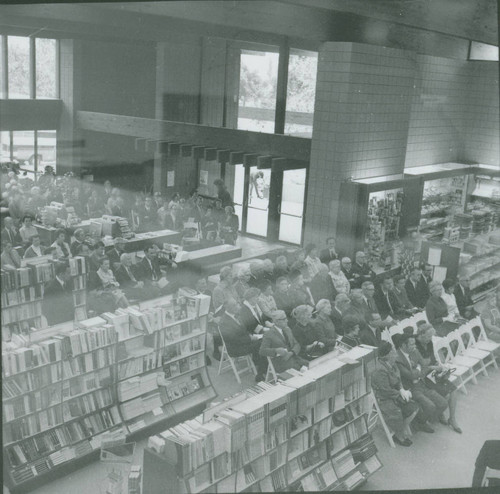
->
<box><xmin>1</xmin><ymin>1</ymin><xmax>500</xmax><ymax>493</ymax></box>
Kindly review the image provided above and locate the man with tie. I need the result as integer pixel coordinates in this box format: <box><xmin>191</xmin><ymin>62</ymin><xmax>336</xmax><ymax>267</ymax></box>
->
<box><xmin>1</xmin><ymin>240</ymin><xmax>22</xmax><ymax>269</ymax></box>
<box><xmin>1</xmin><ymin>217</ymin><xmax>22</xmax><ymax>247</ymax></box>
<box><xmin>405</xmin><ymin>267</ymin><xmax>427</xmax><ymax>308</ymax></box>
<box><xmin>259</xmin><ymin>310</ymin><xmax>309</xmax><ymax>374</ymax></box>
<box><xmin>331</xmin><ymin>293</ymin><xmax>351</xmax><ymax>335</ymax></box>
<box><xmin>374</xmin><ymin>277</ymin><xmax>399</xmax><ymax>320</ymax></box>
<box><xmin>107</xmin><ymin>237</ymin><xmax>126</xmax><ymax>269</ymax></box>
<box><xmin>136</xmin><ymin>243</ymin><xmax>176</xmax><ymax>296</ymax></box>
<box><xmin>219</xmin><ymin>298</ymin><xmax>267</xmax><ymax>381</ymax></box>
<box><xmin>319</xmin><ymin>237</ymin><xmax>340</xmax><ymax>265</ymax></box>
<box><xmin>115</xmin><ymin>253</ymin><xmax>144</xmax><ymax>299</ymax></box>
<box><xmin>341</xmin><ymin>257</ymin><xmax>356</xmax><ymax>288</ymax></box>
<box><xmin>359</xmin><ymin>312</ymin><xmax>384</xmax><ymax>347</ymax></box>
<box><xmin>42</xmin><ymin>262</ymin><xmax>74</xmax><ymax>325</ymax></box>
<box><xmin>351</xmin><ymin>251</ymin><xmax>376</xmax><ymax>288</ymax></box>
<box><xmin>239</xmin><ymin>287</ymin><xmax>269</xmax><ymax>334</ymax></box>
<box><xmin>392</xmin><ymin>274</ymin><xmax>418</xmax><ymax>318</ymax></box>
<box><xmin>288</xmin><ymin>269</ymin><xmax>315</xmax><ymax>308</ymax></box>
<box><xmin>454</xmin><ymin>274</ymin><xmax>478</xmax><ymax>319</ymax></box>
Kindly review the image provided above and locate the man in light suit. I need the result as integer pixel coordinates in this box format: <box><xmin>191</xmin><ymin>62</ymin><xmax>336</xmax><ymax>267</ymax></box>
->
<box><xmin>259</xmin><ymin>310</ymin><xmax>309</xmax><ymax>374</ymax></box>
<box><xmin>219</xmin><ymin>298</ymin><xmax>266</xmax><ymax>381</ymax></box>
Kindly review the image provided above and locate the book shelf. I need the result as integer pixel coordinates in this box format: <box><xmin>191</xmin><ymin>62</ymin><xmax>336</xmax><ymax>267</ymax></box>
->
<box><xmin>69</xmin><ymin>256</ymin><xmax>88</xmax><ymax>321</ymax></box>
<box><xmin>2</xmin><ymin>293</ymin><xmax>216</xmax><ymax>493</ymax></box>
<box><xmin>143</xmin><ymin>346</ymin><xmax>382</xmax><ymax>493</ymax></box>
<box><xmin>1</xmin><ymin>259</ymin><xmax>55</xmax><ymax>341</ymax></box>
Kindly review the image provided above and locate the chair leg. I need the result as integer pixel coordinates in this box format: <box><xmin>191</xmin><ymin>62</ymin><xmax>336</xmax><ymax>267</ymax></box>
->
<box><xmin>370</xmin><ymin>390</ymin><xmax>395</xmax><ymax>448</ymax></box>
<box><xmin>247</xmin><ymin>356</ymin><xmax>257</xmax><ymax>375</ymax></box>
<box><xmin>217</xmin><ymin>347</ymin><xmax>227</xmax><ymax>376</ymax></box>
<box><xmin>229</xmin><ymin>356</ymin><xmax>242</xmax><ymax>384</ymax></box>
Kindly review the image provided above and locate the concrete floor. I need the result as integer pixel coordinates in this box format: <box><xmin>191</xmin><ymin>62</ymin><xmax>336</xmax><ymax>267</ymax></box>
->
<box><xmin>6</xmin><ymin>357</ymin><xmax>500</xmax><ymax>494</ymax></box>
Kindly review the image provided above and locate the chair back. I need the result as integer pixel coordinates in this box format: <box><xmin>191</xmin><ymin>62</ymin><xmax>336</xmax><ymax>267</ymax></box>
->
<box><xmin>265</xmin><ymin>356</ymin><xmax>278</xmax><ymax>383</ymax></box>
<box><xmin>482</xmin><ymin>466</ymin><xmax>500</xmax><ymax>487</ymax></box>
<box><xmin>468</xmin><ymin>316</ymin><xmax>488</xmax><ymax>344</ymax></box>
<box><xmin>445</xmin><ymin>331</ymin><xmax>462</xmax><ymax>359</ymax></box>
<box><xmin>433</xmin><ymin>337</ymin><xmax>452</xmax><ymax>366</ymax></box>
<box><xmin>457</xmin><ymin>322</ymin><xmax>474</xmax><ymax>351</ymax></box>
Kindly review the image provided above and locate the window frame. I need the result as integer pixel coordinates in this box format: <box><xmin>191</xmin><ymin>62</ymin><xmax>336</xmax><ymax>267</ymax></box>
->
<box><xmin>0</xmin><ymin>34</ymin><xmax>60</xmax><ymax>100</ymax></box>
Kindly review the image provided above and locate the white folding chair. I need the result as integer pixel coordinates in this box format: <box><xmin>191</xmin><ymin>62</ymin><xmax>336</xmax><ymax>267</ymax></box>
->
<box><xmin>217</xmin><ymin>327</ymin><xmax>257</xmax><ymax>384</ymax></box>
<box><xmin>366</xmin><ymin>389</ymin><xmax>395</xmax><ymax>448</ymax></box>
<box><xmin>446</xmin><ymin>330</ymin><xmax>486</xmax><ymax>381</ymax></box>
<box><xmin>457</xmin><ymin>321</ymin><xmax>496</xmax><ymax>375</ymax></box>
<box><xmin>468</xmin><ymin>316</ymin><xmax>500</xmax><ymax>364</ymax></box>
<box><xmin>433</xmin><ymin>337</ymin><xmax>474</xmax><ymax>394</ymax></box>
<box><xmin>482</xmin><ymin>466</ymin><xmax>500</xmax><ymax>487</ymax></box>
<box><xmin>265</xmin><ymin>356</ymin><xmax>278</xmax><ymax>384</ymax></box>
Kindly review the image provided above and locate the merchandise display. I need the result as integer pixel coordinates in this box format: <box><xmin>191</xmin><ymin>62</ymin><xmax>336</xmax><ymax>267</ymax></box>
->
<box><xmin>143</xmin><ymin>346</ymin><xmax>381</xmax><ymax>493</ymax></box>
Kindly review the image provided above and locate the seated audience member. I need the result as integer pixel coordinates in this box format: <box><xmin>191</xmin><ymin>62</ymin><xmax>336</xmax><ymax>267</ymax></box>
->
<box><xmin>454</xmin><ymin>274</ymin><xmax>479</xmax><ymax>319</ymax></box>
<box><xmin>24</xmin><ymin>235</ymin><xmax>44</xmax><ymax>258</ymax></box>
<box><xmin>70</xmin><ymin>228</ymin><xmax>86</xmax><ymax>256</ymax></box>
<box><xmin>75</xmin><ymin>242</ymin><xmax>91</xmax><ymax>258</ymax></box>
<box><xmin>201</xmin><ymin>206</ymin><xmax>218</xmax><ymax>240</ymax></box>
<box><xmin>310</xmin><ymin>263</ymin><xmax>337</xmax><ymax>305</ymax></box>
<box><xmin>341</xmin><ymin>316</ymin><xmax>362</xmax><ymax>347</ymax></box>
<box><xmin>374</xmin><ymin>277</ymin><xmax>399</xmax><ymax>320</ymax></box>
<box><xmin>371</xmin><ymin>342</ymin><xmax>420</xmax><ymax>447</ymax></box>
<box><xmin>288</xmin><ymin>269</ymin><xmax>315</xmax><ymax>308</ymax></box>
<box><xmin>405</xmin><ymin>267</ymin><xmax>428</xmax><ymax>309</ymax></box>
<box><xmin>273</xmin><ymin>255</ymin><xmax>289</xmax><ymax>280</ymax></box>
<box><xmin>319</xmin><ymin>236</ymin><xmax>340</xmax><ymax>264</ymax></box>
<box><xmin>414</xmin><ymin>322</ymin><xmax>462</xmax><ymax>433</ymax></box>
<box><xmin>51</xmin><ymin>229</ymin><xmax>72</xmax><ymax>259</ymax></box>
<box><xmin>233</xmin><ymin>268</ymin><xmax>251</xmax><ymax>300</ymax></box>
<box><xmin>480</xmin><ymin>286</ymin><xmax>500</xmax><ymax>343</ymax></box>
<box><xmin>472</xmin><ymin>440</ymin><xmax>500</xmax><ymax>487</ymax></box>
<box><xmin>115</xmin><ymin>253</ymin><xmax>144</xmax><ymax>299</ymax></box>
<box><xmin>425</xmin><ymin>281</ymin><xmax>460</xmax><ymax>336</ymax></box>
<box><xmin>394</xmin><ymin>333</ymin><xmax>448</xmax><ymax>433</ymax></box>
<box><xmin>351</xmin><ymin>251</ymin><xmax>375</xmax><ymax>288</ymax></box>
<box><xmin>260</xmin><ymin>310</ymin><xmax>309</xmax><ymax>373</ymax></box>
<box><xmin>217</xmin><ymin>298</ymin><xmax>267</xmax><ymax>382</ymax></box>
<box><xmin>103</xmin><ymin>179</ymin><xmax>113</xmax><ymax>200</ymax></box>
<box><xmin>261</xmin><ymin>259</ymin><xmax>275</xmax><ymax>282</ymax></box>
<box><xmin>362</xmin><ymin>281</ymin><xmax>394</xmax><ymax>328</ymax></box>
<box><xmin>392</xmin><ymin>274</ymin><xmax>418</xmax><ymax>318</ymax></box>
<box><xmin>1</xmin><ymin>217</ymin><xmax>22</xmax><ymax>246</ymax></box>
<box><xmin>87</xmin><ymin>189</ymin><xmax>104</xmax><ymax>217</ymax></box>
<box><xmin>240</xmin><ymin>288</ymin><xmax>268</xmax><ymax>334</ymax></box>
<box><xmin>189</xmin><ymin>195</ymin><xmax>204</xmax><ymax>224</ymax></box>
<box><xmin>341</xmin><ymin>257</ymin><xmax>356</xmax><ymax>287</ymax></box>
<box><xmin>136</xmin><ymin>243</ymin><xmax>175</xmax><ymax>294</ymax></box>
<box><xmin>96</xmin><ymin>257</ymin><xmax>129</xmax><ymax>308</ymax></box>
<box><xmin>331</xmin><ymin>293</ymin><xmax>351</xmax><ymax>335</ymax></box>
<box><xmin>214</xmin><ymin>179</ymin><xmax>233</xmax><ymax>208</ymax></box>
<box><xmin>304</xmin><ymin>243</ymin><xmax>322</xmax><ymax>280</ymax></box>
<box><xmin>314</xmin><ymin>299</ymin><xmax>337</xmax><ymax>349</ymax></box>
<box><xmin>19</xmin><ymin>215</ymin><xmax>38</xmax><ymax>245</ymax></box>
<box><xmin>345</xmin><ymin>290</ymin><xmax>369</xmax><ymax>331</ymax></box>
<box><xmin>213</xmin><ymin>198</ymin><xmax>225</xmax><ymax>227</ymax></box>
<box><xmin>289</xmin><ymin>249</ymin><xmax>309</xmax><ymax>281</ymax></box>
<box><xmin>1</xmin><ymin>240</ymin><xmax>21</xmax><ymax>269</ymax></box>
<box><xmin>212</xmin><ymin>266</ymin><xmax>240</xmax><ymax>313</ymax></box>
<box><xmin>359</xmin><ymin>312</ymin><xmax>384</xmax><ymax>347</ymax></box>
<box><xmin>256</xmin><ymin>279</ymin><xmax>277</xmax><ymax>319</ymax></box>
<box><xmin>290</xmin><ymin>305</ymin><xmax>326</xmax><ymax>360</ymax></box>
<box><xmin>248</xmin><ymin>260</ymin><xmax>264</xmax><ymax>287</ymax></box>
<box><xmin>42</xmin><ymin>262</ymin><xmax>74</xmax><ymax>325</ymax></box>
<box><xmin>194</xmin><ymin>276</ymin><xmax>213</xmax><ymax>300</ymax></box>
<box><xmin>106</xmin><ymin>187</ymin><xmax>125</xmax><ymax>216</ymax></box>
<box><xmin>89</xmin><ymin>241</ymin><xmax>107</xmax><ymax>271</ymax></box>
<box><xmin>138</xmin><ymin>195</ymin><xmax>158</xmax><ymax>232</ymax></box>
<box><xmin>107</xmin><ymin>237</ymin><xmax>126</xmax><ymax>268</ymax></box>
<box><xmin>329</xmin><ymin>259</ymin><xmax>351</xmax><ymax>295</ymax></box>
<box><xmin>220</xmin><ymin>206</ymin><xmax>239</xmax><ymax>245</ymax></box>
<box><xmin>441</xmin><ymin>278</ymin><xmax>465</xmax><ymax>321</ymax></box>
<box><xmin>274</xmin><ymin>276</ymin><xmax>295</xmax><ymax>315</ymax></box>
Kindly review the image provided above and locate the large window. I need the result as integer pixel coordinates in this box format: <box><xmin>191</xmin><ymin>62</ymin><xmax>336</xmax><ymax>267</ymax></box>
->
<box><xmin>284</xmin><ymin>49</ymin><xmax>318</xmax><ymax>137</ymax></box>
<box><xmin>1</xmin><ymin>35</ymin><xmax>58</xmax><ymax>99</ymax></box>
<box><xmin>1</xmin><ymin>130</ymin><xmax>57</xmax><ymax>180</ymax></box>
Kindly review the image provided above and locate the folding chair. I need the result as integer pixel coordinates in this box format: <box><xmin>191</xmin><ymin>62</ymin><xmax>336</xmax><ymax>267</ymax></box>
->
<box><xmin>457</xmin><ymin>322</ymin><xmax>495</xmax><ymax>375</ymax></box>
<box><xmin>468</xmin><ymin>316</ymin><xmax>500</xmax><ymax>364</ymax></box>
<box><xmin>433</xmin><ymin>337</ymin><xmax>474</xmax><ymax>394</ymax></box>
<box><xmin>265</xmin><ymin>356</ymin><xmax>278</xmax><ymax>384</ymax></box>
<box><xmin>366</xmin><ymin>389</ymin><xmax>395</xmax><ymax>448</ymax></box>
<box><xmin>446</xmin><ymin>330</ymin><xmax>485</xmax><ymax>381</ymax></box>
<box><xmin>217</xmin><ymin>327</ymin><xmax>257</xmax><ymax>384</ymax></box>
<box><xmin>482</xmin><ymin>466</ymin><xmax>500</xmax><ymax>487</ymax></box>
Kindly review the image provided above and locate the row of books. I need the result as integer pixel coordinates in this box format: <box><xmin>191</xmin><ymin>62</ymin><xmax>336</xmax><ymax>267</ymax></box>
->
<box><xmin>62</xmin><ymin>348</ymin><xmax>115</xmax><ymax>377</ymax></box>
<box><xmin>57</xmin><ymin>325</ymin><xmax>117</xmax><ymax>358</ymax></box>
<box><xmin>1</xmin><ymin>262</ymin><xmax>55</xmax><ymax>290</ymax></box>
<box><xmin>3</xmin><ymin>384</ymin><xmax>62</xmax><ymax>422</ymax></box>
<box><xmin>2</xmin><ymin>284</ymin><xmax>44</xmax><ymax>307</ymax></box>
<box><xmin>1</xmin><ymin>301</ymin><xmax>43</xmax><ymax>326</ymax></box>
<box><xmin>3</xmin><ymin>362</ymin><xmax>61</xmax><ymax>395</ymax></box>
<box><xmin>3</xmin><ymin>340</ymin><xmax>63</xmax><ymax>376</ymax></box>
<box><xmin>158</xmin><ymin>321</ymin><xmax>201</xmax><ymax>347</ymax></box>
<box><xmin>61</xmin><ymin>367</ymin><xmax>113</xmax><ymax>400</ymax></box>
<box><xmin>69</xmin><ymin>256</ymin><xmax>87</xmax><ymax>276</ymax></box>
<box><xmin>118</xmin><ymin>372</ymin><xmax>159</xmax><ymax>402</ymax></box>
<box><xmin>120</xmin><ymin>392</ymin><xmax>163</xmax><ymax>421</ymax></box>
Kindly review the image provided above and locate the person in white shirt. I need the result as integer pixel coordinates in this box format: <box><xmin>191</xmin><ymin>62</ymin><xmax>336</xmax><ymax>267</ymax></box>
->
<box><xmin>329</xmin><ymin>259</ymin><xmax>351</xmax><ymax>294</ymax></box>
<box><xmin>441</xmin><ymin>279</ymin><xmax>462</xmax><ymax>320</ymax></box>
<box><xmin>23</xmin><ymin>235</ymin><xmax>44</xmax><ymax>258</ymax></box>
<box><xmin>50</xmin><ymin>229</ymin><xmax>72</xmax><ymax>259</ymax></box>
<box><xmin>304</xmin><ymin>243</ymin><xmax>322</xmax><ymax>280</ymax></box>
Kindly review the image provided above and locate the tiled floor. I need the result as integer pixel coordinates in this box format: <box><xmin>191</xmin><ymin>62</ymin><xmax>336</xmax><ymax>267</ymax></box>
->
<box><xmin>7</xmin><ymin>358</ymin><xmax>500</xmax><ymax>494</ymax></box>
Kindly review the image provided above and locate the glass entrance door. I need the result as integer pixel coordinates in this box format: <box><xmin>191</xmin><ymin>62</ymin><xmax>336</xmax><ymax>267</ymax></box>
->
<box><xmin>232</xmin><ymin>164</ymin><xmax>245</xmax><ymax>231</ymax></box>
<box><xmin>246</xmin><ymin>166</ymin><xmax>271</xmax><ymax>237</ymax></box>
<box><xmin>278</xmin><ymin>168</ymin><xmax>306</xmax><ymax>244</ymax></box>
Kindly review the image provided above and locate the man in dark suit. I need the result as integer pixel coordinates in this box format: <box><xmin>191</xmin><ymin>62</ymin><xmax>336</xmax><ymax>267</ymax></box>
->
<box><xmin>341</xmin><ymin>257</ymin><xmax>356</xmax><ymax>288</ymax></box>
<box><xmin>472</xmin><ymin>440</ymin><xmax>500</xmax><ymax>487</ymax></box>
<box><xmin>288</xmin><ymin>270</ymin><xmax>315</xmax><ymax>308</ymax></box>
<box><xmin>114</xmin><ymin>253</ymin><xmax>144</xmax><ymax>300</ymax></box>
<box><xmin>417</xmin><ymin>264</ymin><xmax>433</xmax><ymax>306</ymax></box>
<box><xmin>351</xmin><ymin>251</ymin><xmax>376</xmax><ymax>289</ymax></box>
<box><xmin>454</xmin><ymin>274</ymin><xmax>478</xmax><ymax>319</ymax></box>
<box><xmin>42</xmin><ymin>263</ymin><xmax>74</xmax><ymax>325</ymax></box>
<box><xmin>395</xmin><ymin>333</ymin><xmax>448</xmax><ymax>432</ymax></box>
<box><xmin>137</xmin><ymin>244</ymin><xmax>163</xmax><ymax>283</ymax></box>
<box><xmin>1</xmin><ymin>217</ymin><xmax>22</xmax><ymax>247</ymax></box>
<box><xmin>239</xmin><ymin>287</ymin><xmax>268</xmax><ymax>334</ymax></box>
<box><xmin>274</xmin><ymin>276</ymin><xmax>295</xmax><ymax>315</ymax></box>
<box><xmin>331</xmin><ymin>293</ymin><xmax>351</xmax><ymax>335</ymax></box>
<box><xmin>107</xmin><ymin>237</ymin><xmax>126</xmax><ymax>270</ymax></box>
<box><xmin>359</xmin><ymin>312</ymin><xmax>383</xmax><ymax>347</ymax></box>
<box><xmin>219</xmin><ymin>298</ymin><xmax>266</xmax><ymax>381</ymax></box>
<box><xmin>319</xmin><ymin>237</ymin><xmax>340</xmax><ymax>265</ymax></box>
<box><xmin>259</xmin><ymin>310</ymin><xmax>308</xmax><ymax>374</ymax></box>
<box><xmin>406</xmin><ymin>267</ymin><xmax>426</xmax><ymax>308</ymax></box>
<box><xmin>310</xmin><ymin>263</ymin><xmax>337</xmax><ymax>305</ymax></box>
<box><xmin>392</xmin><ymin>274</ymin><xmax>418</xmax><ymax>318</ymax></box>
<box><xmin>70</xmin><ymin>228</ymin><xmax>86</xmax><ymax>256</ymax></box>
<box><xmin>344</xmin><ymin>290</ymin><xmax>370</xmax><ymax>331</ymax></box>
<box><xmin>374</xmin><ymin>277</ymin><xmax>399</xmax><ymax>320</ymax></box>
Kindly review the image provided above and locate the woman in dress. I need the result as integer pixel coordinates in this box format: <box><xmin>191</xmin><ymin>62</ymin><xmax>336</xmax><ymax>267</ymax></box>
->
<box><xmin>96</xmin><ymin>257</ymin><xmax>129</xmax><ymax>308</ymax></box>
<box><xmin>304</xmin><ymin>243</ymin><xmax>322</xmax><ymax>280</ymax></box>
<box><xmin>329</xmin><ymin>259</ymin><xmax>351</xmax><ymax>294</ymax></box>
<box><xmin>314</xmin><ymin>299</ymin><xmax>337</xmax><ymax>350</ymax></box>
<box><xmin>257</xmin><ymin>279</ymin><xmax>278</xmax><ymax>319</ymax></box>
<box><xmin>290</xmin><ymin>305</ymin><xmax>326</xmax><ymax>360</ymax></box>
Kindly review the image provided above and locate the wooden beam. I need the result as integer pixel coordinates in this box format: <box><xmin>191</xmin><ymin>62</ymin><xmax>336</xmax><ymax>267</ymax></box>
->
<box><xmin>146</xmin><ymin>139</ymin><xmax>157</xmax><ymax>152</ymax></box>
<box><xmin>204</xmin><ymin>148</ymin><xmax>217</xmax><ymax>161</ymax></box>
<box><xmin>76</xmin><ymin>111</ymin><xmax>311</xmax><ymax>162</ymax></box>
<box><xmin>229</xmin><ymin>151</ymin><xmax>244</xmax><ymax>166</ymax></box>
<box><xmin>257</xmin><ymin>156</ymin><xmax>273</xmax><ymax>169</ymax></box>
<box><xmin>180</xmin><ymin>144</ymin><xmax>193</xmax><ymax>158</ymax></box>
<box><xmin>134</xmin><ymin>138</ymin><xmax>147</xmax><ymax>152</ymax></box>
<box><xmin>192</xmin><ymin>146</ymin><xmax>205</xmax><ymax>160</ymax></box>
<box><xmin>157</xmin><ymin>140</ymin><xmax>169</xmax><ymax>153</ymax></box>
<box><xmin>0</xmin><ymin>100</ymin><xmax>62</xmax><ymax>131</ymax></box>
<box><xmin>217</xmin><ymin>149</ymin><xmax>231</xmax><ymax>164</ymax></box>
<box><xmin>168</xmin><ymin>142</ymin><xmax>180</xmax><ymax>157</ymax></box>
<box><xmin>244</xmin><ymin>154</ymin><xmax>258</xmax><ymax>167</ymax></box>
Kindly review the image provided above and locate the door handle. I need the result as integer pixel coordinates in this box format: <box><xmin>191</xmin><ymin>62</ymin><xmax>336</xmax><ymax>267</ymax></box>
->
<box><xmin>277</xmin><ymin>204</ymin><xmax>281</xmax><ymax>214</ymax></box>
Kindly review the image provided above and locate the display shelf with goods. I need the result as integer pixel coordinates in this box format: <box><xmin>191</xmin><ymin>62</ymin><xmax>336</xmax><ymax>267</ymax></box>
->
<box><xmin>337</xmin><ymin>176</ymin><xmax>421</xmax><ymax>275</ymax></box>
<box><xmin>2</xmin><ymin>293</ymin><xmax>216</xmax><ymax>493</ymax></box>
<box><xmin>142</xmin><ymin>345</ymin><xmax>382</xmax><ymax>493</ymax></box>
<box><xmin>69</xmin><ymin>256</ymin><xmax>88</xmax><ymax>321</ymax></box>
<box><xmin>1</xmin><ymin>258</ymin><xmax>55</xmax><ymax>341</ymax></box>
